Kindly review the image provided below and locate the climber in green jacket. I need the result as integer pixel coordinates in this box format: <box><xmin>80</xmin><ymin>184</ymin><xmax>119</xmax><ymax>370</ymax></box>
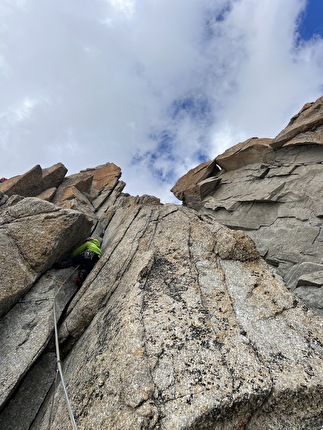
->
<box><xmin>55</xmin><ymin>237</ymin><xmax>102</xmax><ymax>286</ymax></box>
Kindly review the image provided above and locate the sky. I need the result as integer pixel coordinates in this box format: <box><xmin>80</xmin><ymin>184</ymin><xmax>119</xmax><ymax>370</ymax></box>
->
<box><xmin>0</xmin><ymin>0</ymin><xmax>322</xmax><ymax>202</ymax></box>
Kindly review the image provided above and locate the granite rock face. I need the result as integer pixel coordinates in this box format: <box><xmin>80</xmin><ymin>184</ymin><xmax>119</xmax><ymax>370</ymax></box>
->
<box><xmin>0</xmin><ymin>100</ymin><xmax>323</xmax><ymax>429</ymax></box>
<box><xmin>173</xmin><ymin>96</ymin><xmax>323</xmax><ymax>317</ymax></box>
<box><xmin>0</xmin><ymin>194</ymin><xmax>91</xmax><ymax>318</ymax></box>
<box><xmin>35</xmin><ymin>202</ymin><xmax>323</xmax><ymax>430</ymax></box>
<box><xmin>0</xmin><ymin>163</ymin><xmax>67</xmax><ymax>198</ymax></box>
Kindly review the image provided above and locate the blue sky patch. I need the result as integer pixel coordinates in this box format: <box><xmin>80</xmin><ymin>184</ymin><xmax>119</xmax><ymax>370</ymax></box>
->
<box><xmin>196</xmin><ymin>151</ymin><xmax>209</xmax><ymax>163</ymax></box>
<box><xmin>203</xmin><ymin>4</ymin><xmax>232</xmax><ymax>41</ymax></box>
<box><xmin>171</xmin><ymin>95</ymin><xmax>211</xmax><ymax>124</ymax></box>
<box><xmin>298</xmin><ymin>0</ymin><xmax>323</xmax><ymax>40</ymax></box>
<box><xmin>151</xmin><ymin>130</ymin><xmax>175</xmax><ymax>159</ymax></box>
<box><xmin>131</xmin><ymin>129</ymin><xmax>177</xmax><ymax>183</ymax></box>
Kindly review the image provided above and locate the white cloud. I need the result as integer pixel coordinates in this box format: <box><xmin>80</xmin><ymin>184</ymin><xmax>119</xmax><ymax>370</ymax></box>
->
<box><xmin>0</xmin><ymin>0</ymin><xmax>322</xmax><ymax>202</ymax></box>
<box><xmin>105</xmin><ymin>0</ymin><xmax>135</xmax><ymax>18</ymax></box>
<box><xmin>204</xmin><ymin>0</ymin><xmax>323</xmax><ymax>151</ymax></box>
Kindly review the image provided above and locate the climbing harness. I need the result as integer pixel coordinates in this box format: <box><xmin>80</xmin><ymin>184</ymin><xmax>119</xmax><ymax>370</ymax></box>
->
<box><xmin>82</xmin><ymin>250</ymin><xmax>96</xmax><ymax>260</ymax></box>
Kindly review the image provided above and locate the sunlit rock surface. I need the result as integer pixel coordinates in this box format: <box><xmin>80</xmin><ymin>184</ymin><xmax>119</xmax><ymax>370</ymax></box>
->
<box><xmin>0</xmin><ymin>100</ymin><xmax>323</xmax><ymax>429</ymax></box>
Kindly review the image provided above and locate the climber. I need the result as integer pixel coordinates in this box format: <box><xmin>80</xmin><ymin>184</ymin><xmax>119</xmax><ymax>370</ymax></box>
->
<box><xmin>55</xmin><ymin>237</ymin><xmax>102</xmax><ymax>286</ymax></box>
<box><xmin>0</xmin><ymin>177</ymin><xmax>7</xmax><ymax>183</ymax></box>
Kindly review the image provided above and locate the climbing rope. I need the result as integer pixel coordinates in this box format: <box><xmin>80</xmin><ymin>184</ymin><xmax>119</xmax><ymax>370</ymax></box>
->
<box><xmin>48</xmin><ymin>266</ymin><xmax>80</xmax><ymax>430</ymax></box>
<box><xmin>18</xmin><ymin>266</ymin><xmax>80</xmax><ymax>429</ymax></box>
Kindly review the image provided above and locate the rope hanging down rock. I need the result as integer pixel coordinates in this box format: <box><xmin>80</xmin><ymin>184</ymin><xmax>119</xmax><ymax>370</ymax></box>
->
<box><xmin>49</xmin><ymin>267</ymin><xmax>79</xmax><ymax>430</ymax></box>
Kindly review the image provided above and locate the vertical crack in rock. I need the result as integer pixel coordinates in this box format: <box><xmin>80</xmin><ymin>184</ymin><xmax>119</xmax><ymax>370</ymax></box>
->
<box><xmin>2</xmin><ymin>105</ymin><xmax>323</xmax><ymax>430</ymax></box>
<box><xmin>99</xmin><ymin>206</ymin><xmax>159</xmax><ymax>309</ymax></box>
<box><xmin>220</xmin><ymin>256</ymin><xmax>323</xmax><ymax>428</ymax></box>
<box><xmin>58</xmin><ymin>204</ymin><xmax>156</xmax><ymax>344</ymax></box>
<box><xmin>46</xmin><ymin>204</ymin><xmax>163</xmax><ymax>428</ymax></box>
<box><xmin>186</xmin><ymin>216</ymin><xmax>274</xmax><ymax>428</ymax></box>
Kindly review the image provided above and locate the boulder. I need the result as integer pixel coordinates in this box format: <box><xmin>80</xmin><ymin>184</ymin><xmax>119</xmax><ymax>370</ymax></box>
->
<box><xmin>0</xmin><ymin>196</ymin><xmax>92</xmax><ymax>317</ymax></box>
<box><xmin>171</xmin><ymin>159</ymin><xmax>220</xmax><ymax>204</ymax></box>
<box><xmin>84</xmin><ymin>162</ymin><xmax>121</xmax><ymax>191</ymax></box>
<box><xmin>281</xmin><ymin>124</ymin><xmax>323</xmax><ymax>147</ymax></box>
<box><xmin>53</xmin><ymin>185</ymin><xmax>96</xmax><ymax>221</ymax></box>
<box><xmin>0</xmin><ymin>165</ymin><xmax>43</xmax><ymax>197</ymax></box>
<box><xmin>0</xmin><ymin>163</ymin><xmax>67</xmax><ymax>197</ymax></box>
<box><xmin>52</xmin><ymin>172</ymin><xmax>93</xmax><ymax>204</ymax></box>
<box><xmin>39</xmin><ymin>162</ymin><xmax>67</xmax><ymax>190</ymax></box>
<box><xmin>36</xmin><ymin>187</ymin><xmax>57</xmax><ymax>202</ymax></box>
<box><xmin>271</xmin><ymin>96</ymin><xmax>323</xmax><ymax>148</ymax></box>
<box><xmin>215</xmin><ymin>137</ymin><xmax>274</xmax><ymax>171</ymax></box>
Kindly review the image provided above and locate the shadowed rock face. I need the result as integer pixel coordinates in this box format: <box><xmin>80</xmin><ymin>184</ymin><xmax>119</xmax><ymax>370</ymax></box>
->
<box><xmin>173</xmin><ymin>96</ymin><xmax>323</xmax><ymax>317</ymax></box>
<box><xmin>0</xmin><ymin>102</ymin><xmax>323</xmax><ymax>429</ymax></box>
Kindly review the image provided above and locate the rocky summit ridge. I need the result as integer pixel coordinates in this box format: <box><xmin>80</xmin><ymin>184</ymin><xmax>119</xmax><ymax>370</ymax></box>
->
<box><xmin>0</xmin><ymin>96</ymin><xmax>323</xmax><ymax>430</ymax></box>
